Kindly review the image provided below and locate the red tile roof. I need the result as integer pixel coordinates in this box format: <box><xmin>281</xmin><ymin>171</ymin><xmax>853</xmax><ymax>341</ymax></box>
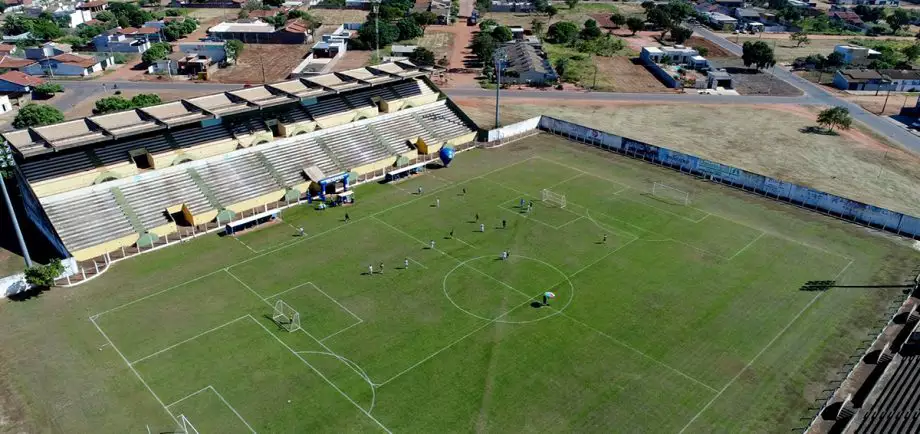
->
<box><xmin>0</xmin><ymin>56</ymin><xmax>37</xmax><ymax>68</ymax></box>
<box><xmin>0</xmin><ymin>70</ymin><xmax>44</xmax><ymax>87</ymax></box>
<box><xmin>77</xmin><ymin>0</ymin><xmax>107</xmax><ymax>8</ymax></box>
<box><xmin>51</xmin><ymin>53</ymin><xmax>98</xmax><ymax>68</ymax></box>
<box><xmin>828</xmin><ymin>10</ymin><xmax>864</xmax><ymax>25</ymax></box>
<box><xmin>284</xmin><ymin>18</ymin><xmax>309</xmax><ymax>33</ymax></box>
<box><xmin>0</xmin><ymin>44</ymin><xmax>15</xmax><ymax>54</ymax></box>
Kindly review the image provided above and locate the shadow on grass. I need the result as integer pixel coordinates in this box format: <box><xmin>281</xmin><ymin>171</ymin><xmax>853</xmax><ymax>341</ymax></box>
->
<box><xmin>7</xmin><ymin>286</ymin><xmax>50</xmax><ymax>302</ymax></box>
<box><xmin>799</xmin><ymin>126</ymin><xmax>839</xmax><ymax>136</ymax></box>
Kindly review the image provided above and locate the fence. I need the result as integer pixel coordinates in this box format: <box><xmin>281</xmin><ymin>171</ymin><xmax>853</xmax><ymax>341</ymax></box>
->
<box><xmin>537</xmin><ymin>116</ymin><xmax>920</xmax><ymax>240</ymax></box>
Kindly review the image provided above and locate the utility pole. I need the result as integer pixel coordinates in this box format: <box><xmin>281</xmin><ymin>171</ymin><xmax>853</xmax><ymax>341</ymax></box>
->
<box><xmin>372</xmin><ymin>0</ymin><xmax>381</xmax><ymax>64</ymax></box>
<box><xmin>0</xmin><ymin>143</ymin><xmax>31</xmax><ymax>268</ymax></box>
<box><xmin>881</xmin><ymin>81</ymin><xmax>893</xmax><ymax>115</ymax></box>
<box><xmin>493</xmin><ymin>49</ymin><xmax>506</xmax><ymax>128</ymax></box>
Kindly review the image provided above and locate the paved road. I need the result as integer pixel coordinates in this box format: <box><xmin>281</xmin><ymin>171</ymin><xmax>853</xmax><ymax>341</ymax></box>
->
<box><xmin>694</xmin><ymin>26</ymin><xmax>920</xmax><ymax>152</ymax></box>
<box><xmin>50</xmin><ymin>80</ymin><xmax>242</xmax><ymax>113</ymax></box>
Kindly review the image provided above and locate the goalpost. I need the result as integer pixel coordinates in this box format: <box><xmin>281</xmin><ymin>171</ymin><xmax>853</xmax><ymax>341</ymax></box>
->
<box><xmin>272</xmin><ymin>300</ymin><xmax>302</xmax><ymax>332</ymax></box>
<box><xmin>651</xmin><ymin>182</ymin><xmax>690</xmax><ymax>205</ymax></box>
<box><xmin>541</xmin><ymin>189</ymin><xmax>566</xmax><ymax>208</ymax></box>
<box><xmin>176</xmin><ymin>415</ymin><xmax>200</xmax><ymax>434</ymax></box>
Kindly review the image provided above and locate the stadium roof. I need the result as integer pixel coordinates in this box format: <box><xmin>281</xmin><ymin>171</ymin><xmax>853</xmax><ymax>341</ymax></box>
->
<box><xmin>2</xmin><ymin>61</ymin><xmax>439</xmax><ymax>158</ymax></box>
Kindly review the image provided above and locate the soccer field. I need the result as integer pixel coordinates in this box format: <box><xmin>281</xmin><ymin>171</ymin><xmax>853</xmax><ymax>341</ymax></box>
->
<box><xmin>2</xmin><ymin>134</ymin><xmax>919</xmax><ymax>433</ymax></box>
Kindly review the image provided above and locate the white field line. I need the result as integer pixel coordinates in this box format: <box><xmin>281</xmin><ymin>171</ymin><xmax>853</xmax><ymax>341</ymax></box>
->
<box><xmin>166</xmin><ymin>385</ymin><xmax>211</xmax><ymax>408</ymax></box>
<box><xmin>210</xmin><ymin>386</ymin><xmax>258</xmax><ymax>433</ymax></box>
<box><xmin>131</xmin><ymin>316</ymin><xmax>250</xmax><ymax>366</ymax></box>
<box><xmin>320</xmin><ymin>321</ymin><xmax>364</xmax><ymax>343</ymax></box>
<box><xmin>309</xmin><ymin>282</ymin><xmax>363</xmax><ymax>322</ymax></box>
<box><xmin>568</xmin><ymin>237</ymin><xmax>639</xmax><ymax>279</ymax></box>
<box><xmin>554</xmin><ymin>215</ymin><xmax>585</xmax><ymax>230</ymax></box>
<box><xmin>407</xmin><ymin>256</ymin><xmax>428</xmax><ymax>269</ymax></box>
<box><xmin>727</xmin><ymin>232</ymin><xmax>766</xmax><ymax>261</ymax></box>
<box><xmin>233</xmin><ymin>237</ymin><xmax>258</xmax><ymax>253</ymax></box>
<box><xmin>532</xmin><ymin>155</ymin><xmax>629</xmax><ymax>191</ymax></box>
<box><xmin>496</xmin><ymin>204</ymin><xmax>560</xmax><ymax>231</ymax></box>
<box><xmin>678</xmin><ymin>258</ymin><xmax>856</xmax><ymax>433</ymax></box>
<box><xmin>89</xmin><ymin>316</ymin><xmax>177</xmax><ymax>425</ymax></box>
<box><xmin>262</xmin><ymin>282</ymin><xmax>313</xmax><ymax>301</ymax></box>
<box><xmin>694</xmin><ymin>213</ymin><xmax>711</xmax><ymax>224</ymax></box>
<box><xmin>543</xmin><ymin>173</ymin><xmax>584</xmax><ymax>191</ymax></box>
<box><xmin>248</xmin><ymin>315</ymin><xmax>390</xmax><ymax>432</ymax></box>
<box><xmin>90</xmin><ymin>156</ymin><xmax>538</xmax><ymax>320</ymax></box>
<box><xmin>535</xmin><ymin>155</ymin><xmax>854</xmax><ymax>262</ymax></box>
<box><xmin>618</xmin><ymin>195</ymin><xmax>710</xmax><ymax>224</ymax></box>
<box><xmin>453</xmin><ymin>236</ymin><xmax>477</xmax><ymax>249</ymax></box>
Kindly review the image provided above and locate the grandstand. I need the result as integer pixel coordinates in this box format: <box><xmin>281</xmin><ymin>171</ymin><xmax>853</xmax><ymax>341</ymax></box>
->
<box><xmin>4</xmin><ymin>61</ymin><xmax>477</xmax><ymax>263</ymax></box>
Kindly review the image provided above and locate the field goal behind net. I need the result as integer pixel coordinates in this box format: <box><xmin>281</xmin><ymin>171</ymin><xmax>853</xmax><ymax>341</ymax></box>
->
<box><xmin>651</xmin><ymin>182</ymin><xmax>690</xmax><ymax>205</ymax></box>
<box><xmin>542</xmin><ymin>189</ymin><xmax>566</xmax><ymax>208</ymax></box>
<box><xmin>272</xmin><ymin>299</ymin><xmax>302</xmax><ymax>332</ymax></box>
<box><xmin>176</xmin><ymin>415</ymin><xmax>199</xmax><ymax>434</ymax></box>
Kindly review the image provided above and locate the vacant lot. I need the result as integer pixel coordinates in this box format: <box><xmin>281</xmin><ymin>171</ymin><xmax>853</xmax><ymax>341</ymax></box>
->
<box><xmin>453</xmin><ymin>97</ymin><xmax>920</xmax><ymax>217</ymax></box>
<box><xmin>592</xmin><ymin>56</ymin><xmax>672</xmax><ymax>92</ymax></box>
<box><xmin>403</xmin><ymin>30</ymin><xmax>455</xmax><ymax>61</ymax></box>
<box><xmin>708</xmin><ymin>58</ymin><xmax>803</xmax><ymax>96</ymax></box>
<box><xmin>212</xmin><ymin>44</ymin><xmax>311</xmax><ymax>83</ymax></box>
<box><xmin>733</xmin><ymin>35</ymin><xmax>850</xmax><ymax>64</ymax></box>
<box><xmin>483</xmin><ymin>2</ymin><xmax>642</xmax><ymax>29</ymax></box>
<box><xmin>309</xmin><ymin>8</ymin><xmax>368</xmax><ymax>24</ymax></box>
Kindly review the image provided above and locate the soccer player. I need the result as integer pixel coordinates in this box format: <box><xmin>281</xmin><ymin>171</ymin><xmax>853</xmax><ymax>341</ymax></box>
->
<box><xmin>430</xmin><ymin>239</ymin><xmax>435</xmax><ymax>249</ymax></box>
<box><xmin>501</xmin><ymin>251</ymin><xmax>508</xmax><ymax>260</ymax></box>
<box><xmin>344</xmin><ymin>213</ymin><xmax>350</xmax><ymax>223</ymax></box>
<box><xmin>480</xmin><ymin>223</ymin><xmax>485</xmax><ymax>232</ymax></box>
<box><xmin>298</xmin><ymin>227</ymin><xmax>305</xmax><ymax>237</ymax></box>
<box><xmin>520</xmin><ymin>198</ymin><xmax>525</xmax><ymax>209</ymax></box>
<box><xmin>462</xmin><ymin>187</ymin><xmax>467</xmax><ymax>195</ymax></box>
<box><xmin>436</xmin><ymin>198</ymin><xmax>440</xmax><ymax>208</ymax></box>
<box><xmin>368</xmin><ymin>264</ymin><xmax>374</xmax><ymax>275</ymax></box>
<box><xmin>475</xmin><ymin>213</ymin><xmax>479</xmax><ymax>221</ymax></box>
<box><xmin>603</xmin><ymin>234</ymin><xmax>608</xmax><ymax>243</ymax></box>
<box><xmin>449</xmin><ymin>229</ymin><xmax>454</xmax><ymax>239</ymax></box>
<box><xmin>502</xmin><ymin>219</ymin><xmax>507</xmax><ymax>229</ymax></box>
<box><xmin>417</xmin><ymin>186</ymin><xmax>423</xmax><ymax>195</ymax></box>
<box><xmin>404</xmin><ymin>258</ymin><xmax>409</xmax><ymax>269</ymax></box>
<box><xmin>379</xmin><ymin>262</ymin><xmax>384</xmax><ymax>274</ymax></box>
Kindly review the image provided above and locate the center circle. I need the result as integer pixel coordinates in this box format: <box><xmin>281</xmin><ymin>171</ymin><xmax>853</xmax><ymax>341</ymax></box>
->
<box><xmin>442</xmin><ymin>255</ymin><xmax>575</xmax><ymax>324</ymax></box>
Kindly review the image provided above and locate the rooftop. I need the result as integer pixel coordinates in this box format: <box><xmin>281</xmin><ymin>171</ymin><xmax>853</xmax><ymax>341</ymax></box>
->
<box><xmin>209</xmin><ymin>20</ymin><xmax>276</xmax><ymax>34</ymax></box>
<box><xmin>0</xmin><ymin>70</ymin><xmax>44</xmax><ymax>87</ymax></box>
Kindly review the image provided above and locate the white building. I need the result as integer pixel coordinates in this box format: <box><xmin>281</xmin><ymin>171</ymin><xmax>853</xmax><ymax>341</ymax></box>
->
<box><xmin>833</xmin><ymin>44</ymin><xmax>881</xmax><ymax>66</ymax></box>
<box><xmin>640</xmin><ymin>46</ymin><xmax>709</xmax><ymax>68</ymax></box>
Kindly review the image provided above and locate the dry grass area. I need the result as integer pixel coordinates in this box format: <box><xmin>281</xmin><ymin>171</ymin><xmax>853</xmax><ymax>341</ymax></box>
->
<box><xmin>309</xmin><ymin>8</ymin><xmax>369</xmax><ymax>24</ymax></box>
<box><xmin>335</xmin><ymin>49</ymin><xmax>372</xmax><ymax>70</ymax></box>
<box><xmin>212</xmin><ymin>44</ymin><xmax>311</xmax><ymax>84</ymax></box>
<box><xmin>185</xmin><ymin>8</ymin><xmax>241</xmax><ymax>21</ymax></box>
<box><xmin>65</xmin><ymin>90</ymin><xmax>212</xmax><ymax>119</ymax></box>
<box><xmin>593</xmin><ymin>56</ymin><xmax>671</xmax><ymax>92</ymax></box>
<box><xmin>406</xmin><ymin>31</ymin><xmax>454</xmax><ymax>61</ymax></box>
<box><xmin>842</xmin><ymin>93</ymin><xmax>920</xmax><ymax>116</ymax></box>
<box><xmin>453</xmin><ymin>97</ymin><xmax>920</xmax><ymax>216</ymax></box>
<box><xmin>732</xmin><ymin>35</ymin><xmax>850</xmax><ymax>64</ymax></box>
<box><xmin>483</xmin><ymin>3</ymin><xmax>642</xmax><ymax>29</ymax></box>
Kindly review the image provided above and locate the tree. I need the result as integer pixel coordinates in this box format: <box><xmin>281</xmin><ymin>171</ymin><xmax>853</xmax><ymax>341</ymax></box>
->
<box><xmin>23</xmin><ymin>259</ymin><xmax>64</xmax><ymax>289</ymax></box>
<box><xmin>226</xmin><ymin>39</ymin><xmax>244</xmax><ymax>61</ymax></box>
<box><xmin>816</xmin><ymin>106</ymin><xmax>852</xmax><ymax>132</ymax></box>
<box><xmin>95</xmin><ymin>10</ymin><xmax>116</xmax><ymax>22</ymax></box>
<box><xmin>641</xmin><ymin>0</ymin><xmax>655</xmax><ymax>10</ymax></box>
<box><xmin>531</xmin><ymin>19</ymin><xmax>545</xmax><ymax>38</ymax></box>
<box><xmin>853</xmin><ymin>5</ymin><xmax>883</xmax><ymax>22</ymax></box>
<box><xmin>554</xmin><ymin>57</ymin><xmax>567</xmax><ymax>77</ymax></box>
<box><xmin>75</xmin><ymin>24</ymin><xmax>106</xmax><ymax>40</ymax></box>
<box><xmin>94</xmin><ymin>96</ymin><xmax>134</xmax><ymax>114</ymax></box>
<box><xmin>108</xmin><ymin>2</ymin><xmax>153</xmax><ymax>27</ymax></box>
<box><xmin>626</xmin><ymin>17</ymin><xmax>644</xmax><ymax>35</ymax></box>
<box><xmin>479</xmin><ymin>18</ymin><xmax>497</xmax><ymax>31</ymax></box>
<box><xmin>564</xmin><ymin>0</ymin><xmax>579</xmax><ymax>9</ymax></box>
<box><xmin>411</xmin><ymin>11</ymin><xmax>438</xmax><ymax>27</ymax></box>
<box><xmin>545</xmin><ymin>5</ymin><xmax>558</xmax><ymax>22</ymax></box>
<box><xmin>358</xmin><ymin>19</ymin><xmax>399</xmax><ymax>48</ymax></box>
<box><xmin>609</xmin><ymin>12</ymin><xmax>626</xmax><ymax>28</ymax></box>
<box><xmin>3</xmin><ymin>15</ymin><xmax>32</xmax><ymax>35</ymax></box>
<box><xmin>790</xmin><ymin>31</ymin><xmax>810</xmax><ymax>47</ymax></box>
<box><xmin>30</xmin><ymin>19</ymin><xmax>63</xmax><ymax>41</ymax></box>
<box><xmin>547</xmin><ymin>21</ymin><xmax>579</xmax><ymax>44</ymax></box>
<box><xmin>886</xmin><ymin>8</ymin><xmax>910</xmax><ymax>33</ymax></box>
<box><xmin>492</xmin><ymin>25</ymin><xmax>513</xmax><ymax>42</ymax></box>
<box><xmin>901</xmin><ymin>43</ymin><xmax>920</xmax><ymax>63</ymax></box>
<box><xmin>475</xmin><ymin>0</ymin><xmax>490</xmax><ymax>13</ymax></box>
<box><xmin>580</xmin><ymin>19</ymin><xmax>602</xmax><ymax>40</ymax></box>
<box><xmin>471</xmin><ymin>32</ymin><xmax>496</xmax><ymax>61</ymax></box>
<box><xmin>692</xmin><ymin>45</ymin><xmax>709</xmax><ymax>56</ymax></box>
<box><xmin>397</xmin><ymin>17</ymin><xmax>423</xmax><ymax>40</ymax></box>
<box><xmin>141</xmin><ymin>42</ymin><xmax>171</xmax><ymax>64</ymax></box>
<box><xmin>33</xmin><ymin>83</ymin><xmax>63</xmax><ymax>97</ymax></box>
<box><xmin>826</xmin><ymin>51</ymin><xmax>845</xmax><ymax>69</ymax></box>
<box><xmin>13</xmin><ymin>104</ymin><xmax>64</xmax><ymax>128</ymax></box>
<box><xmin>408</xmin><ymin>47</ymin><xmax>435</xmax><ymax>65</ymax></box>
<box><xmin>741</xmin><ymin>40</ymin><xmax>775</xmax><ymax>70</ymax></box>
<box><xmin>130</xmin><ymin>94</ymin><xmax>161</xmax><ymax>108</ymax></box>
<box><xmin>670</xmin><ymin>26</ymin><xmax>692</xmax><ymax>44</ymax></box>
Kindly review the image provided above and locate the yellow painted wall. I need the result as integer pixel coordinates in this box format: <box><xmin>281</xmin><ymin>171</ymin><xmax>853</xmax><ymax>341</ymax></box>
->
<box><xmin>293</xmin><ymin>180</ymin><xmax>312</xmax><ymax>193</ymax></box>
<box><xmin>225</xmin><ymin>189</ymin><xmax>286</xmax><ymax>213</ymax></box>
<box><xmin>404</xmin><ymin>93</ymin><xmax>438</xmax><ymax>108</ymax></box>
<box><xmin>352</xmin><ymin>106</ymin><xmax>379</xmax><ymax>121</ymax></box>
<box><xmin>183</xmin><ymin>138</ymin><xmax>240</xmax><ymax>161</ymax></box>
<box><xmin>446</xmin><ymin>131</ymin><xmax>477</xmax><ymax>147</ymax></box>
<box><xmin>314</xmin><ymin>111</ymin><xmax>357</xmax><ymax>129</ymax></box>
<box><xmin>148</xmin><ymin>222</ymin><xmax>176</xmax><ymax>238</ymax></box>
<box><xmin>279</xmin><ymin>121</ymin><xmax>317</xmax><ymax>137</ymax></box>
<box><xmin>31</xmin><ymin>169</ymin><xmax>104</xmax><ymax>197</ymax></box>
<box><xmin>239</xmin><ymin>131</ymin><xmax>274</xmax><ymax>147</ymax></box>
<box><xmin>71</xmin><ymin>232</ymin><xmax>140</xmax><ymax>261</ymax></box>
<box><xmin>190</xmin><ymin>209</ymin><xmax>218</xmax><ymax>226</ymax></box>
<box><xmin>400</xmin><ymin>149</ymin><xmax>418</xmax><ymax>160</ymax></box>
<box><xmin>379</xmin><ymin>99</ymin><xmax>403</xmax><ymax>113</ymax></box>
<box><xmin>352</xmin><ymin>157</ymin><xmax>396</xmax><ymax>175</ymax></box>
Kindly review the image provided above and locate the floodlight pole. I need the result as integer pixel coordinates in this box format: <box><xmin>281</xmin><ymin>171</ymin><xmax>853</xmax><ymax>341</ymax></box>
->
<box><xmin>372</xmin><ymin>1</ymin><xmax>380</xmax><ymax>64</ymax></box>
<box><xmin>0</xmin><ymin>144</ymin><xmax>31</xmax><ymax>268</ymax></box>
<box><xmin>493</xmin><ymin>50</ymin><xmax>506</xmax><ymax>128</ymax></box>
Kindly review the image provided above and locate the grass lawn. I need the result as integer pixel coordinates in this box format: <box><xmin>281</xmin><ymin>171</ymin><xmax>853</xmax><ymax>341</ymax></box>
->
<box><xmin>1</xmin><ymin>134</ymin><xmax>918</xmax><ymax>432</ymax></box>
<box><xmin>731</xmin><ymin>35</ymin><xmax>852</xmax><ymax>63</ymax></box>
<box><xmin>543</xmin><ymin>43</ymin><xmax>638</xmax><ymax>90</ymax></box>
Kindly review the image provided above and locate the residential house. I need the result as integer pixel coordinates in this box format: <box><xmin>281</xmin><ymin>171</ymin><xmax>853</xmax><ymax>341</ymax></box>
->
<box><xmin>497</xmin><ymin>42</ymin><xmax>557</xmax><ymax>85</ymax></box>
<box><xmin>24</xmin><ymin>5</ymin><xmax>92</xmax><ymax>28</ymax></box>
<box><xmin>704</xmin><ymin>12</ymin><xmax>738</xmax><ymax>31</ymax></box>
<box><xmin>207</xmin><ymin>18</ymin><xmax>311</xmax><ymax>44</ymax></box>
<box><xmin>24</xmin><ymin>42</ymin><xmax>72</xmax><ymax>60</ymax></box>
<box><xmin>431</xmin><ymin>0</ymin><xmax>452</xmax><ymax>24</ymax></box>
<box><xmin>0</xmin><ymin>95</ymin><xmax>12</xmax><ymax>114</ymax></box>
<box><xmin>1</xmin><ymin>32</ymin><xmax>33</xmax><ymax>43</ymax></box>
<box><xmin>116</xmin><ymin>26</ymin><xmax>162</xmax><ymax>43</ymax></box>
<box><xmin>712</xmin><ymin>0</ymin><xmax>744</xmax><ymax>6</ymax></box>
<box><xmin>879</xmin><ymin>69</ymin><xmax>920</xmax><ymax>91</ymax></box>
<box><xmin>827</xmin><ymin>10</ymin><xmax>866</xmax><ymax>31</ymax></box>
<box><xmin>641</xmin><ymin>46</ymin><xmax>709</xmax><ymax>68</ymax></box>
<box><xmin>833</xmin><ymin>44</ymin><xmax>881</xmax><ymax>65</ymax></box>
<box><xmin>832</xmin><ymin>69</ymin><xmax>883</xmax><ymax>90</ymax></box>
<box><xmin>707</xmin><ymin>70</ymin><xmax>734</xmax><ymax>89</ymax></box>
<box><xmin>833</xmin><ymin>0</ymin><xmax>898</xmax><ymax>5</ymax></box>
<box><xmin>23</xmin><ymin>53</ymin><xmax>112</xmax><ymax>76</ymax></box>
<box><xmin>2</xmin><ymin>0</ymin><xmax>32</xmax><ymax>11</ymax></box>
<box><xmin>391</xmin><ymin>45</ymin><xmax>418</xmax><ymax>57</ymax></box>
<box><xmin>92</xmin><ymin>31</ymin><xmax>151</xmax><ymax>53</ymax></box>
<box><xmin>290</xmin><ymin>24</ymin><xmax>354</xmax><ymax>76</ymax></box>
<box><xmin>177</xmin><ymin>42</ymin><xmax>228</xmax><ymax>64</ymax></box>
<box><xmin>0</xmin><ymin>70</ymin><xmax>44</xmax><ymax>94</ymax></box>
<box><xmin>489</xmin><ymin>1</ymin><xmax>535</xmax><ymax>12</ymax></box>
<box><xmin>76</xmin><ymin>0</ymin><xmax>107</xmax><ymax>12</ymax></box>
<box><xmin>0</xmin><ymin>56</ymin><xmax>36</xmax><ymax>71</ymax></box>
<box><xmin>0</xmin><ymin>44</ymin><xmax>17</xmax><ymax>56</ymax></box>
<box><xmin>171</xmin><ymin>0</ymin><xmax>244</xmax><ymax>8</ymax></box>
<box><xmin>344</xmin><ymin>0</ymin><xmax>372</xmax><ymax>8</ymax></box>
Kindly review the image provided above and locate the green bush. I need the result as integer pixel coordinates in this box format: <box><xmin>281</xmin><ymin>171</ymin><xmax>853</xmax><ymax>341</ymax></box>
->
<box><xmin>24</xmin><ymin>259</ymin><xmax>64</xmax><ymax>289</ymax></box>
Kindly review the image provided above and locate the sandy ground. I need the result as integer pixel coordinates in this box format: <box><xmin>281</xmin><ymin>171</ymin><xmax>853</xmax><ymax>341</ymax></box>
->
<box><xmin>731</xmin><ymin>35</ymin><xmax>852</xmax><ymax>64</ymax></box>
<box><xmin>453</xmin><ymin>96</ymin><xmax>920</xmax><ymax>217</ymax></box>
<box><xmin>843</xmin><ymin>93</ymin><xmax>920</xmax><ymax>116</ymax></box>
<box><xmin>64</xmin><ymin>90</ymin><xmax>213</xmax><ymax>119</ymax></box>
<box><xmin>211</xmin><ymin>44</ymin><xmax>311</xmax><ymax>84</ymax></box>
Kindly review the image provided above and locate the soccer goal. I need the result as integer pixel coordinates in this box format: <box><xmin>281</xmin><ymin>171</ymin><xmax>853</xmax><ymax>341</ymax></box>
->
<box><xmin>651</xmin><ymin>182</ymin><xmax>690</xmax><ymax>205</ymax></box>
<box><xmin>272</xmin><ymin>299</ymin><xmax>302</xmax><ymax>332</ymax></box>
<box><xmin>542</xmin><ymin>189</ymin><xmax>566</xmax><ymax>208</ymax></box>
<box><xmin>176</xmin><ymin>415</ymin><xmax>199</xmax><ymax>434</ymax></box>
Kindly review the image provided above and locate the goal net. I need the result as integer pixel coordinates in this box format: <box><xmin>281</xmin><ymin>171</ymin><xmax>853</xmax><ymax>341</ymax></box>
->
<box><xmin>272</xmin><ymin>300</ymin><xmax>302</xmax><ymax>332</ymax></box>
<box><xmin>541</xmin><ymin>189</ymin><xmax>566</xmax><ymax>208</ymax></box>
<box><xmin>176</xmin><ymin>415</ymin><xmax>199</xmax><ymax>434</ymax></box>
<box><xmin>651</xmin><ymin>182</ymin><xmax>690</xmax><ymax>205</ymax></box>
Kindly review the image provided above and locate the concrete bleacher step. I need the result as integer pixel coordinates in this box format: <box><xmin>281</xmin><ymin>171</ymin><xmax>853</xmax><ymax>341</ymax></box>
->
<box><xmin>364</xmin><ymin>125</ymin><xmax>399</xmax><ymax>156</ymax></box>
<box><xmin>254</xmin><ymin>152</ymin><xmax>288</xmax><ymax>188</ymax></box>
<box><xmin>315</xmin><ymin>137</ymin><xmax>346</xmax><ymax>173</ymax></box>
<box><xmin>85</xmin><ymin>149</ymin><xmax>104</xmax><ymax>168</ymax></box>
<box><xmin>412</xmin><ymin>113</ymin><xmax>441</xmax><ymax>145</ymax></box>
<box><xmin>186</xmin><ymin>168</ymin><xmax>223</xmax><ymax>210</ymax></box>
<box><xmin>110</xmin><ymin>187</ymin><xmax>147</xmax><ymax>234</ymax></box>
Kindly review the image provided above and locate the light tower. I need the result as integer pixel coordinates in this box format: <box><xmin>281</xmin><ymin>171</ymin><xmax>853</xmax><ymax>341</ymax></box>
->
<box><xmin>0</xmin><ymin>142</ymin><xmax>31</xmax><ymax>267</ymax></box>
<box><xmin>493</xmin><ymin>48</ymin><xmax>507</xmax><ymax>128</ymax></box>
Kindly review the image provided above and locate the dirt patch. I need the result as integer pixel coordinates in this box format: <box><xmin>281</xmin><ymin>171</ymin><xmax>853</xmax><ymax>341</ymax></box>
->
<box><xmin>685</xmin><ymin>36</ymin><xmax>735</xmax><ymax>58</ymax></box>
<box><xmin>309</xmin><ymin>8</ymin><xmax>369</xmax><ymax>24</ymax></box>
<box><xmin>593</xmin><ymin>56</ymin><xmax>672</xmax><ymax>93</ymax></box>
<box><xmin>211</xmin><ymin>44</ymin><xmax>310</xmax><ymax>84</ymax></box>
<box><xmin>842</xmin><ymin>93</ymin><xmax>919</xmax><ymax>117</ymax></box>
<box><xmin>335</xmin><ymin>49</ymin><xmax>372</xmax><ymax>70</ymax></box>
<box><xmin>452</xmin><ymin>96</ymin><xmax>920</xmax><ymax>217</ymax></box>
<box><xmin>708</xmin><ymin>58</ymin><xmax>802</xmax><ymax>96</ymax></box>
<box><xmin>408</xmin><ymin>30</ymin><xmax>454</xmax><ymax>61</ymax></box>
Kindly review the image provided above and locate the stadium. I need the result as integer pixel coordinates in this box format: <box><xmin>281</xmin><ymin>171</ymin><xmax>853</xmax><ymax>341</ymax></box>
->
<box><xmin>1</xmin><ymin>61</ymin><xmax>920</xmax><ymax>433</ymax></box>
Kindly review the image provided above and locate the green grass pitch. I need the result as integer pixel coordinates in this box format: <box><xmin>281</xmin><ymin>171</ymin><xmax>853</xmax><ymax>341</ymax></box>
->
<box><xmin>2</xmin><ymin>134</ymin><xmax>919</xmax><ymax>433</ymax></box>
